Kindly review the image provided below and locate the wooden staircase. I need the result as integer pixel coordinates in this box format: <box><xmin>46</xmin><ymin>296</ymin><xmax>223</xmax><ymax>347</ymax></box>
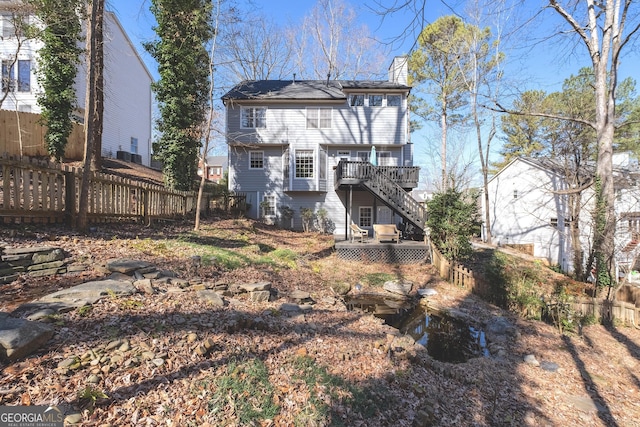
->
<box><xmin>334</xmin><ymin>161</ymin><xmax>427</xmax><ymax>232</ymax></box>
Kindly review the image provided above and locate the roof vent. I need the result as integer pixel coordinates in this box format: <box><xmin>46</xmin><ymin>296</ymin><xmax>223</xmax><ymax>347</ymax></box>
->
<box><xmin>326</xmin><ymin>72</ymin><xmax>330</xmax><ymax>87</ymax></box>
<box><xmin>293</xmin><ymin>73</ymin><xmax>296</xmax><ymax>84</ymax></box>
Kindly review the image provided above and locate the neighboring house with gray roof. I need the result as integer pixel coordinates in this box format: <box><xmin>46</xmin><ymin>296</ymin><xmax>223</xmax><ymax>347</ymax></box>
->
<box><xmin>222</xmin><ymin>56</ymin><xmax>426</xmax><ymax>238</ymax></box>
<box><xmin>485</xmin><ymin>154</ymin><xmax>640</xmax><ymax>279</ymax></box>
<box><xmin>198</xmin><ymin>155</ymin><xmax>227</xmax><ymax>183</ymax></box>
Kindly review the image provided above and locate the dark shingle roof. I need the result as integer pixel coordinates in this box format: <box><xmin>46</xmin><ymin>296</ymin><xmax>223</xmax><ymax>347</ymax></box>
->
<box><xmin>222</xmin><ymin>80</ymin><xmax>345</xmax><ymax>101</ymax></box>
<box><xmin>222</xmin><ymin>79</ymin><xmax>410</xmax><ymax>102</ymax></box>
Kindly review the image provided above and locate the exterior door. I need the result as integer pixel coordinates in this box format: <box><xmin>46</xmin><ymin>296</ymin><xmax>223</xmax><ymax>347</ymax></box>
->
<box><xmin>377</xmin><ymin>206</ymin><xmax>392</xmax><ymax>224</ymax></box>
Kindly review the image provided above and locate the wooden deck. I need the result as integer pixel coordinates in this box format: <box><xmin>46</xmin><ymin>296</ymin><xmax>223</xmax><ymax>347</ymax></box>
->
<box><xmin>334</xmin><ymin>238</ymin><xmax>429</xmax><ymax>264</ymax></box>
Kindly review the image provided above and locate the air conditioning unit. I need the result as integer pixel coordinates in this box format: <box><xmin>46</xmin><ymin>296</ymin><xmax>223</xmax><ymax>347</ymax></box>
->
<box><xmin>116</xmin><ymin>151</ymin><xmax>131</xmax><ymax>162</ymax></box>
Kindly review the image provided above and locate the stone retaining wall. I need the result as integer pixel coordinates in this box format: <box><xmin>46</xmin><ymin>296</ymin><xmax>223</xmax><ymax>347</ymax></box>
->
<box><xmin>0</xmin><ymin>246</ymin><xmax>80</xmax><ymax>284</ymax></box>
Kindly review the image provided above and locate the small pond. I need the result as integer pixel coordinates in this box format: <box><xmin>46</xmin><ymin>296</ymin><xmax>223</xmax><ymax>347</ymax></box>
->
<box><xmin>346</xmin><ymin>293</ymin><xmax>489</xmax><ymax>363</ymax></box>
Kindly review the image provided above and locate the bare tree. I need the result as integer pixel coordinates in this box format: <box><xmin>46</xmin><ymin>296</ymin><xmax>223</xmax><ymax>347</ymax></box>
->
<box><xmin>461</xmin><ymin>0</ymin><xmax>506</xmax><ymax>245</ymax></box>
<box><xmin>294</xmin><ymin>0</ymin><xmax>384</xmax><ymax>80</ymax></box>
<box><xmin>546</xmin><ymin>1</ymin><xmax>640</xmax><ymax>291</ymax></box>
<box><xmin>219</xmin><ymin>14</ymin><xmax>294</xmax><ymax>81</ymax></box>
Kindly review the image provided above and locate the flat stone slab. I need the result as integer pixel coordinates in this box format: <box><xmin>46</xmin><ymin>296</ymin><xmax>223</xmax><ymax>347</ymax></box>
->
<box><xmin>31</xmin><ymin>248</ymin><xmax>65</xmax><ymax>264</ymax></box>
<box><xmin>0</xmin><ymin>312</ymin><xmax>54</xmax><ymax>361</ymax></box>
<box><xmin>40</xmin><ymin>279</ymin><xmax>137</xmax><ymax>303</ymax></box>
<box><xmin>383</xmin><ymin>280</ymin><xmax>413</xmax><ymax>296</ymax></box>
<box><xmin>197</xmin><ymin>290</ymin><xmax>225</xmax><ymax>307</ymax></box>
<box><xmin>13</xmin><ymin>280</ymin><xmax>137</xmax><ymax>317</ymax></box>
<box><xmin>290</xmin><ymin>290</ymin><xmax>311</xmax><ymax>301</ymax></box>
<box><xmin>106</xmin><ymin>259</ymin><xmax>152</xmax><ymax>274</ymax></box>
<box><xmin>239</xmin><ymin>282</ymin><xmax>271</xmax><ymax>292</ymax></box>
<box><xmin>3</xmin><ymin>246</ymin><xmax>55</xmax><ymax>256</ymax></box>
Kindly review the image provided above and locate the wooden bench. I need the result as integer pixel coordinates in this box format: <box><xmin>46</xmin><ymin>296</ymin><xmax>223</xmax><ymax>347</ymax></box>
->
<box><xmin>373</xmin><ymin>224</ymin><xmax>401</xmax><ymax>243</ymax></box>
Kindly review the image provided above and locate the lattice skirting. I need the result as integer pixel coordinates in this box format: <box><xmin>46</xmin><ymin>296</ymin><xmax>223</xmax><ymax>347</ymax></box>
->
<box><xmin>336</xmin><ymin>246</ymin><xmax>429</xmax><ymax>264</ymax></box>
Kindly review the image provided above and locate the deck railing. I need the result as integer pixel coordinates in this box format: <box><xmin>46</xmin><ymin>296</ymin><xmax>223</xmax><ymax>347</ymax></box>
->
<box><xmin>334</xmin><ymin>161</ymin><xmax>419</xmax><ymax>187</ymax></box>
<box><xmin>335</xmin><ymin>161</ymin><xmax>426</xmax><ymax>230</ymax></box>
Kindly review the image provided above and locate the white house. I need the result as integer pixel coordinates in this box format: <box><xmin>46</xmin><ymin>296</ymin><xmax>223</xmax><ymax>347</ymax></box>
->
<box><xmin>485</xmin><ymin>155</ymin><xmax>640</xmax><ymax>279</ymax></box>
<box><xmin>0</xmin><ymin>4</ymin><xmax>153</xmax><ymax>166</ymax></box>
<box><xmin>222</xmin><ymin>56</ymin><xmax>426</xmax><ymax>237</ymax></box>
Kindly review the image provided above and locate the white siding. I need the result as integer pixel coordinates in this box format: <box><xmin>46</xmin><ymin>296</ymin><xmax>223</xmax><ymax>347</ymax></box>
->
<box><xmin>226</xmin><ymin>100</ymin><xmax>408</xmax><ymax>147</ymax></box>
<box><xmin>0</xmin><ymin>10</ymin><xmax>152</xmax><ymax>166</ymax></box>
<box><xmin>488</xmin><ymin>159</ymin><xmax>571</xmax><ymax>269</ymax></box>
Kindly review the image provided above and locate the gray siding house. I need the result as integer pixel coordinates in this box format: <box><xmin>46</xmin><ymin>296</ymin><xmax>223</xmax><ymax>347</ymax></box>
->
<box><xmin>222</xmin><ymin>56</ymin><xmax>425</xmax><ymax>239</ymax></box>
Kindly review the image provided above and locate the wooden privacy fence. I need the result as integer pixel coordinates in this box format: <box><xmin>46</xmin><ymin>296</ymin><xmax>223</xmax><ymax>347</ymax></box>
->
<box><xmin>430</xmin><ymin>242</ymin><xmax>640</xmax><ymax>327</ymax></box>
<box><xmin>430</xmin><ymin>243</ymin><xmax>492</xmax><ymax>298</ymax></box>
<box><xmin>570</xmin><ymin>298</ymin><xmax>639</xmax><ymax>328</ymax></box>
<box><xmin>0</xmin><ymin>155</ymin><xmax>210</xmax><ymax>225</ymax></box>
<box><xmin>0</xmin><ymin>110</ymin><xmax>84</xmax><ymax>160</ymax></box>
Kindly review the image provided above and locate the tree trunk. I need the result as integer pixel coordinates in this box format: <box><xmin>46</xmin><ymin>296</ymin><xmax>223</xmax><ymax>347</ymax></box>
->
<box><xmin>78</xmin><ymin>0</ymin><xmax>103</xmax><ymax>231</ymax></box>
<box><xmin>441</xmin><ymin>101</ymin><xmax>447</xmax><ymax>190</ymax></box>
<box><xmin>90</xmin><ymin>0</ymin><xmax>104</xmax><ymax>172</ymax></box>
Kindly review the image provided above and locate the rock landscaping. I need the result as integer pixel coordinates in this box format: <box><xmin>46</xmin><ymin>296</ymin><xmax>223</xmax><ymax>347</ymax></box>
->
<box><xmin>0</xmin><ymin>218</ymin><xmax>639</xmax><ymax>426</ymax></box>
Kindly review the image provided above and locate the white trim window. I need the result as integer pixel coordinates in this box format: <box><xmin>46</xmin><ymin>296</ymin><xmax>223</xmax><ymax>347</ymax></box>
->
<box><xmin>357</xmin><ymin>151</ymin><xmax>370</xmax><ymax>162</ymax></box>
<box><xmin>337</xmin><ymin>150</ymin><xmax>351</xmax><ymax>161</ymax></box>
<box><xmin>262</xmin><ymin>194</ymin><xmax>276</xmax><ymax>217</ymax></box>
<box><xmin>307</xmin><ymin>107</ymin><xmax>332</xmax><ymax>129</ymax></box>
<box><xmin>377</xmin><ymin>151</ymin><xmax>391</xmax><ymax>166</ymax></box>
<box><xmin>130</xmin><ymin>137</ymin><xmax>138</xmax><ymax>154</ymax></box>
<box><xmin>349</xmin><ymin>94</ymin><xmax>364</xmax><ymax>107</ymax></box>
<box><xmin>369</xmin><ymin>94</ymin><xmax>383</xmax><ymax>107</ymax></box>
<box><xmin>241</xmin><ymin>106</ymin><xmax>266</xmax><ymax>128</ymax></box>
<box><xmin>359</xmin><ymin>206</ymin><xmax>372</xmax><ymax>227</ymax></box>
<box><xmin>386</xmin><ymin>94</ymin><xmax>402</xmax><ymax>107</ymax></box>
<box><xmin>295</xmin><ymin>150</ymin><xmax>314</xmax><ymax>178</ymax></box>
<box><xmin>1</xmin><ymin>60</ymin><xmax>14</xmax><ymax>92</ymax></box>
<box><xmin>249</xmin><ymin>151</ymin><xmax>264</xmax><ymax>169</ymax></box>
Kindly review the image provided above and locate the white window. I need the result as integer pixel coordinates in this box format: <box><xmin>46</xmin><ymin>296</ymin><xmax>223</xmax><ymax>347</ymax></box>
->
<box><xmin>130</xmin><ymin>137</ymin><xmax>138</xmax><ymax>154</ymax></box>
<box><xmin>307</xmin><ymin>107</ymin><xmax>332</xmax><ymax>129</ymax></box>
<box><xmin>359</xmin><ymin>207</ymin><xmax>372</xmax><ymax>227</ymax></box>
<box><xmin>369</xmin><ymin>94</ymin><xmax>383</xmax><ymax>107</ymax></box>
<box><xmin>387</xmin><ymin>94</ymin><xmax>402</xmax><ymax>107</ymax></box>
<box><xmin>17</xmin><ymin>60</ymin><xmax>29</xmax><ymax>92</ymax></box>
<box><xmin>349</xmin><ymin>94</ymin><xmax>364</xmax><ymax>107</ymax></box>
<box><xmin>295</xmin><ymin>150</ymin><xmax>314</xmax><ymax>178</ymax></box>
<box><xmin>249</xmin><ymin>151</ymin><xmax>264</xmax><ymax>169</ymax></box>
<box><xmin>337</xmin><ymin>150</ymin><xmax>351</xmax><ymax>161</ymax></box>
<box><xmin>1</xmin><ymin>14</ymin><xmax>15</xmax><ymax>38</ymax></box>
<box><xmin>513</xmin><ymin>190</ymin><xmax>518</xmax><ymax>199</ymax></box>
<box><xmin>262</xmin><ymin>194</ymin><xmax>276</xmax><ymax>217</ymax></box>
<box><xmin>209</xmin><ymin>166</ymin><xmax>222</xmax><ymax>176</ymax></box>
<box><xmin>377</xmin><ymin>151</ymin><xmax>391</xmax><ymax>166</ymax></box>
<box><xmin>2</xmin><ymin>60</ymin><xmax>14</xmax><ymax>92</ymax></box>
<box><xmin>550</xmin><ymin>218</ymin><xmax>558</xmax><ymax>227</ymax></box>
<box><xmin>241</xmin><ymin>107</ymin><xmax>266</xmax><ymax>128</ymax></box>
<box><xmin>357</xmin><ymin>151</ymin><xmax>370</xmax><ymax>162</ymax></box>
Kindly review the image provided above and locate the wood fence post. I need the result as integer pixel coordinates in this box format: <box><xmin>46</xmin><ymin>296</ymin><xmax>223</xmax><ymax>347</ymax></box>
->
<box><xmin>142</xmin><ymin>188</ymin><xmax>149</xmax><ymax>225</ymax></box>
<box><xmin>64</xmin><ymin>170</ymin><xmax>76</xmax><ymax>227</ymax></box>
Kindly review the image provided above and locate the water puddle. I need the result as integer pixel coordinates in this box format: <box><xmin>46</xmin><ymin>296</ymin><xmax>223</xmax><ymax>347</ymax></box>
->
<box><xmin>346</xmin><ymin>294</ymin><xmax>489</xmax><ymax>363</ymax></box>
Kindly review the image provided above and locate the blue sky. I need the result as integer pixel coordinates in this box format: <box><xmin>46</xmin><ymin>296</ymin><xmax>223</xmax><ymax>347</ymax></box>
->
<box><xmin>108</xmin><ymin>0</ymin><xmax>640</xmax><ymax>89</ymax></box>
<box><xmin>107</xmin><ymin>0</ymin><xmax>640</xmax><ymax>187</ymax></box>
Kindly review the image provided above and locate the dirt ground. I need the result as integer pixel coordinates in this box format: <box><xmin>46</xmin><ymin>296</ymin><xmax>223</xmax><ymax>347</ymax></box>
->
<box><xmin>1</xmin><ymin>217</ymin><xmax>640</xmax><ymax>426</ymax></box>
